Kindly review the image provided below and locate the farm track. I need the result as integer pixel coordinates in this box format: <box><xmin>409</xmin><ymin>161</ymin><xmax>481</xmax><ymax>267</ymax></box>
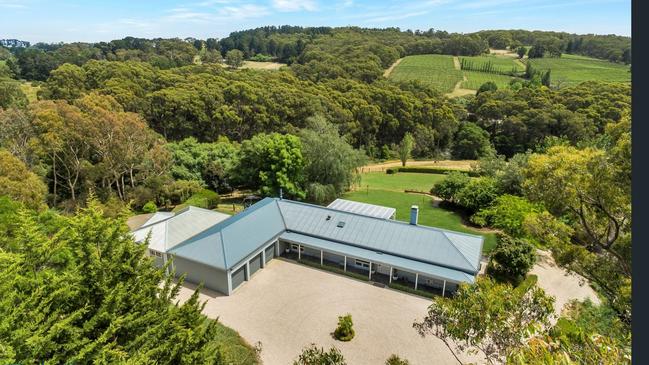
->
<box><xmin>447</xmin><ymin>60</ymin><xmax>475</xmax><ymax>97</ymax></box>
<box><xmin>383</xmin><ymin>58</ymin><xmax>403</xmax><ymax>77</ymax></box>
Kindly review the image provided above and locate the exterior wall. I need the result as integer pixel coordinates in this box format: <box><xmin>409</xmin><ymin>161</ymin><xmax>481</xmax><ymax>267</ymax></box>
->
<box><xmin>148</xmin><ymin>249</ymin><xmax>164</xmax><ymax>267</ymax></box>
<box><xmin>419</xmin><ymin>274</ymin><xmax>446</xmax><ymax>289</ymax></box>
<box><xmin>231</xmin><ymin>265</ymin><xmax>247</xmax><ymax>291</ymax></box>
<box><xmin>278</xmin><ymin>240</ymin><xmax>290</xmax><ymax>255</ymax></box>
<box><xmin>173</xmin><ymin>256</ymin><xmax>229</xmax><ymax>294</ymax></box>
<box><xmin>392</xmin><ymin>268</ymin><xmax>416</xmax><ymax>283</ymax></box>
<box><xmin>265</xmin><ymin>244</ymin><xmax>276</xmax><ymax>263</ymax></box>
<box><xmin>323</xmin><ymin>251</ymin><xmax>345</xmax><ymax>266</ymax></box>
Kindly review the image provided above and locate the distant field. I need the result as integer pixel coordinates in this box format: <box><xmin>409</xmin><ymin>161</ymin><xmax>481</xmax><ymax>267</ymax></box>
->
<box><xmin>526</xmin><ymin>54</ymin><xmax>630</xmax><ymax>86</ymax></box>
<box><xmin>388</xmin><ymin>53</ymin><xmax>630</xmax><ymax>94</ymax></box>
<box><xmin>388</xmin><ymin>54</ymin><xmax>463</xmax><ymax>93</ymax></box>
<box><xmin>462</xmin><ymin>71</ymin><xmax>518</xmax><ymax>90</ymax></box>
<box><xmin>241</xmin><ymin>61</ymin><xmax>284</xmax><ymax>70</ymax></box>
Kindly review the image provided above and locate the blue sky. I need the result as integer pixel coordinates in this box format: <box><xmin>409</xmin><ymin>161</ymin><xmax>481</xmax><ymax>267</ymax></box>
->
<box><xmin>0</xmin><ymin>0</ymin><xmax>631</xmax><ymax>43</ymax></box>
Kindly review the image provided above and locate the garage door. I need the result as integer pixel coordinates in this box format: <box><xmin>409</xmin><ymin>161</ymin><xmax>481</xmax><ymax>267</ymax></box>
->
<box><xmin>265</xmin><ymin>244</ymin><xmax>275</xmax><ymax>263</ymax></box>
<box><xmin>249</xmin><ymin>253</ymin><xmax>263</xmax><ymax>276</ymax></box>
<box><xmin>231</xmin><ymin>265</ymin><xmax>246</xmax><ymax>290</ymax></box>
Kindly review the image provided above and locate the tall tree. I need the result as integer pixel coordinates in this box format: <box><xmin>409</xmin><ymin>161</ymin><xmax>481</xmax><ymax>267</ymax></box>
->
<box><xmin>225</xmin><ymin>49</ymin><xmax>244</xmax><ymax>68</ymax></box>
<box><xmin>398</xmin><ymin>132</ymin><xmax>414</xmax><ymax>166</ymax></box>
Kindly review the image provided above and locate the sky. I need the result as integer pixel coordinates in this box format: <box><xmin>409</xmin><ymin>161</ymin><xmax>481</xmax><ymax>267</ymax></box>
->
<box><xmin>0</xmin><ymin>0</ymin><xmax>631</xmax><ymax>44</ymax></box>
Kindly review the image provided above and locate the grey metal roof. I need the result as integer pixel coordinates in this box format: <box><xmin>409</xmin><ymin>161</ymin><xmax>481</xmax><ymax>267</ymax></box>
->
<box><xmin>132</xmin><ymin>207</ymin><xmax>229</xmax><ymax>252</ymax></box>
<box><xmin>327</xmin><ymin>198</ymin><xmax>396</xmax><ymax>219</ymax></box>
<box><xmin>280</xmin><ymin>232</ymin><xmax>475</xmax><ymax>284</ymax></box>
<box><xmin>277</xmin><ymin>200</ymin><xmax>482</xmax><ymax>274</ymax></box>
<box><xmin>167</xmin><ymin>198</ymin><xmax>484</xmax><ymax>281</ymax></box>
<box><xmin>169</xmin><ymin>198</ymin><xmax>285</xmax><ymax>269</ymax></box>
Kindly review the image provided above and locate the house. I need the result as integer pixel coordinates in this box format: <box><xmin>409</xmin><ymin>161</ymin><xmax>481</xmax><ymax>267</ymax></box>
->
<box><xmin>133</xmin><ymin>198</ymin><xmax>484</xmax><ymax>297</ymax></box>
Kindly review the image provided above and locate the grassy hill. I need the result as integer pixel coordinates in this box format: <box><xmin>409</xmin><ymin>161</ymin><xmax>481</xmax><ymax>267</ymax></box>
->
<box><xmin>526</xmin><ymin>54</ymin><xmax>631</xmax><ymax>86</ymax></box>
<box><xmin>388</xmin><ymin>54</ymin><xmax>462</xmax><ymax>93</ymax></box>
<box><xmin>389</xmin><ymin>53</ymin><xmax>630</xmax><ymax>94</ymax></box>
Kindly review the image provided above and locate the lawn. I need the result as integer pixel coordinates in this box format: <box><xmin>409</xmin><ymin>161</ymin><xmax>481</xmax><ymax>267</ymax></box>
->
<box><xmin>211</xmin><ymin>319</ymin><xmax>260</xmax><ymax>364</ymax></box>
<box><xmin>526</xmin><ymin>54</ymin><xmax>630</xmax><ymax>86</ymax></box>
<box><xmin>345</xmin><ymin>172</ymin><xmax>497</xmax><ymax>253</ymax></box>
<box><xmin>388</xmin><ymin>54</ymin><xmax>463</xmax><ymax>93</ymax></box>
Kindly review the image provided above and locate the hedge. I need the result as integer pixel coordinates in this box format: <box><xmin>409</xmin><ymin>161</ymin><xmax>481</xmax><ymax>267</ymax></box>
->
<box><xmin>386</xmin><ymin>167</ymin><xmax>479</xmax><ymax>177</ymax></box>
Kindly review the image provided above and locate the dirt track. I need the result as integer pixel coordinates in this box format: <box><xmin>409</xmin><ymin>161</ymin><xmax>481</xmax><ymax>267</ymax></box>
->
<box><xmin>383</xmin><ymin>58</ymin><xmax>403</xmax><ymax>77</ymax></box>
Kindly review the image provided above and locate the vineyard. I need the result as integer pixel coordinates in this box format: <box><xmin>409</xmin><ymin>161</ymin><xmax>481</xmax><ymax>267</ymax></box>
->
<box><xmin>524</xmin><ymin>54</ymin><xmax>631</xmax><ymax>86</ymax></box>
<box><xmin>459</xmin><ymin>55</ymin><xmax>524</xmax><ymax>76</ymax></box>
<box><xmin>388</xmin><ymin>54</ymin><xmax>463</xmax><ymax>93</ymax></box>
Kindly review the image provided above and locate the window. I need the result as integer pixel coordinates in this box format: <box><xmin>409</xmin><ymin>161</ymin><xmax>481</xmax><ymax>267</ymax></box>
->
<box><xmin>355</xmin><ymin>259</ymin><xmax>370</xmax><ymax>268</ymax></box>
<box><xmin>290</xmin><ymin>244</ymin><xmax>304</xmax><ymax>252</ymax></box>
<box><xmin>149</xmin><ymin>249</ymin><xmax>162</xmax><ymax>258</ymax></box>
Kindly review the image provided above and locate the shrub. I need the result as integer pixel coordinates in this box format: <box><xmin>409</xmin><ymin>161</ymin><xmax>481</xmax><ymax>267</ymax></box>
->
<box><xmin>430</xmin><ymin>171</ymin><xmax>471</xmax><ymax>202</ymax></box>
<box><xmin>471</xmin><ymin>195</ymin><xmax>543</xmax><ymax>236</ymax></box>
<box><xmin>293</xmin><ymin>344</ymin><xmax>346</xmax><ymax>365</ymax></box>
<box><xmin>333</xmin><ymin>314</ymin><xmax>355</xmax><ymax>341</ymax></box>
<box><xmin>487</xmin><ymin>235</ymin><xmax>537</xmax><ymax>284</ymax></box>
<box><xmin>142</xmin><ymin>201</ymin><xmax>158</xmax><ymax>214</ymax></box>
<box><xmin>386</xmin><ymin>354</ymin><xmax>410</xmax><ymax>365</ymax></box>
<box><xmin>184</xmin><ymin>189</ymin><xmax>220</xmax><ymax>209</ymax></box>
<box><xmin>454</xmin><ymin>177</ymin><xmax>499</xmax><ymax>212</ymax></box>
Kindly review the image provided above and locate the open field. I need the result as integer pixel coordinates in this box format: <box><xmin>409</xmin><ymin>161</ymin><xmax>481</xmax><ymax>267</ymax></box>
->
<box><xmin>361</xmin><ymin>159</ymin><xmax>476</xmax><ymax>173</ymax></box>
<box><xmin>388</xmin><ymin>54</ymin><xmax>462</xmax><ymax>93</ymax></box>
<box><xmin>526</xmin><ymin>54</ymin><xmax>630</xmax><ymax>86</ymax></box>
<box><xmin>241</xmin><ymin>61</ymin><xmax>284</xmax><ymax>70</ymax></box>
<box><xmin>346</xmin><ymin>172</ymin><xmax>497</xmax><ymax>252</ymax></box>
<box><xmin>20</xmin><ymin>82</ymin><xmax>40</xmax><ymax>103</ymax></box>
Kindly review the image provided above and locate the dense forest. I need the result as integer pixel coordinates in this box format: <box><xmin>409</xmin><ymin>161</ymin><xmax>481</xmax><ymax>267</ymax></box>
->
<box><xmin>0</xmin><ymin>25</ymin><xmax>632</xmax><ymax>363</ymax></box>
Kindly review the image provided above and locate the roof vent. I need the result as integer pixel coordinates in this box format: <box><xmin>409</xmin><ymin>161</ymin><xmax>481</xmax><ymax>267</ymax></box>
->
<box><xmin>337</xmin><ymin>221</ymin><xmax>345</xmax><ymax>228</ymax></box>
<box><xmin>326</xmin><ymin>215</ymin><xmax>332</xmax><ymax>221</ymax></box>
<box><xmin>410</xmin><ymin>205</ymin><xmax>419</xmax><ymax>225</ymax></box>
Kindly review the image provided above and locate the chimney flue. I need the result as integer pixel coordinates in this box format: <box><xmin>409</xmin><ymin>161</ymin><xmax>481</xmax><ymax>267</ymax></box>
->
<box><xmin>410</xmin><ymin>205</ymin><xmax>419</xmax><ymax>225</ymax></box>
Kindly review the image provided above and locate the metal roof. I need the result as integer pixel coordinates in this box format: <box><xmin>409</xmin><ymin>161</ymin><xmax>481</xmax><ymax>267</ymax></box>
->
<box><xmin>280</xmin><ymin>232</ymin><xmax>475</xmax><ymax>284</ymax></box>
<box><xmin>277</xmin><ymin>200</ymin><xmax>482</xmax><ymax>274</ymax></box>
<box><xmin>166</xmin><ymin>198</ymin><xmax>483</xmax><ymax>282</ymax></box>
<box><xmin>132</xmin><ymin>207</ymin><xmax>230</xmax><ymax>252</ymax></box>
<box><xmin>169</xmin><ymin>198</ymin><xmax>285</xmax><ymax>269</ymax></box>
<box><xmin>326</xmin><ymin>198</ymin><xmax>396</xmax><ymax>219</ymax></box>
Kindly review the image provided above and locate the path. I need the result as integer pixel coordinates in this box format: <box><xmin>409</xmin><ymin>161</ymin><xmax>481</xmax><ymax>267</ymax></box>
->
<box><xmin>530</xmin><ymin>250</ymin><xmax>600</xmax><ymax>319</ymax></box>
<box><xmin>446</xmin><ymin>57</ymin><xmax>477</xmax><ymax>98</ymax></box>
<box><xmin>383</xmin><ymin>58</ymin><xmax>403</xmax><ymax>77</ymax></box>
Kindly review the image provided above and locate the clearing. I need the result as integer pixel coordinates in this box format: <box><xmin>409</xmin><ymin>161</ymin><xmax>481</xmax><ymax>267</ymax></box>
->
<box><xmin>176</xmin><ymin>259</ymin><xmax>481</xmax><ymax>365</ymax></box>
<box><xmin>345</xmin><ymin>171</ymin><xmax>498</xmax><ymax>252</ymax></box>
<box><xmin>240</xmin><ymin>61</ymin><xmax>284</xmax><ymax>70</ymax></box>
<box><xmin>361</xmin><ymin>159</ymin><xmax>475</xmax><ymax>173</ymax></box>
<box><xmin>525</xmin><ymin>54</ymin><xmax>630</xmax><ymax>86</ymax></box>
<box><xmin>388</xmin><ymin>54</ymin><xmax>463</xmax><ymax>93</ymax></box>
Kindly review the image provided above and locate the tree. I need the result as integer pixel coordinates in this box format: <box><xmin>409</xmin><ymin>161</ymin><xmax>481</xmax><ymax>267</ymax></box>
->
<box><xmin>455</xmin><ymin>177</ymin><xmax>499</xmax><ymax>213</ymax></box>
<box><xmin>487</xmin><ymin>235</ymin><xmax>537</xmax><ymax>283</ymax></box>
<box><xmin>524</xmin><ymin>144</ymin><xmax>631</xmax><ymax>322</ymax></box>
<box><xmin>236</xmin><ymin>133</ymin><xmax>305</xmax><ymax>199</ymax></box>
<box><xmin>293</xmin><ymin>344</ymin><xmax>346</xmax><ymax>365</ymax></box>
<box><xmin>398</xmin><ymin>132</ymin><xmax>414</xmax><ymax>166</ymax></box>
<box><xmin>385</xmin><ymin>355</ymin><xmax>410</xmax><ymax>365</ymax></box>
<box><xmin>430</xmin><ymin>171</ymin><xmax>470</xmax><ymax>203</ymax></box>
<box><xmin>413</xmin><ymin>277</ymin><xmax>554</xmax><ymax>365</ymax></box>
<box><xmin>471</xmin><ymin>194</ymin><xmax>542</xmax><ymax>237</ymax></box>
<box><xmin>142</xmin><ymin>200</ymin><xmax>157</xmax><ymax>213</ymax></box>
<box><xmin>0</xmin><ymin>198</ymin><xmax>230</xmax><ymax>363</ymax></box>
<box><xmin>333</xmin><ymin>314</ymin><xmax>355</xmax><ymax>341</ymax></box>
<box><xmin>299</xmin><ymin>115</ymin><xmax>366</xmax><ymax>203</ymax></box>
<box><xmin>452</xmin><ymin>123</ymin><xmax>492</xmax><ymax>160</ymax></box>
<box><xmin>40</xmin><ymin>63</ymin><xmax>87</xmax><ymax>101</ymax></box>
<box><xmin>0</xmin><ymin>149</ymin><xmax>47</xmax><ymax>209</ymax></box>
<box><xmin>477</xmin><ymin>81</ymin><xmax>498</xmax><ymax>95</ymax></box>
<box><xmin>225</xmin><ymin>49</ymin><xmax>244</xmax><ymax>68</ymax></box>
<box><xmin>516</xmin><ymin>46</ymin><xmax>527</xmax><ymax>58</ymax></box>
<box><xmin>541</xmin><ymin>70</ymin><xmax>551</xmax><ymax>87</ymax></box>
<box><xmin>0</xmin><ymin>80</ymin><xmax>28</xmax><ymax>110</ymax></box>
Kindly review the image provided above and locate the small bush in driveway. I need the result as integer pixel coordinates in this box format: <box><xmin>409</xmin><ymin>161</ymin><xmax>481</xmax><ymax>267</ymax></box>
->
<box><xmin>334</xmin><ymin>314</ymin><xmax>355</xmax><ymax>341</ymax></box>
<box><xmin>386</xmin><ymin>354</ymin><xmax>410</xmax><ymax>365</ymax></box>
<box><xmin>293</xmin><ymin>344</ymin><xmax>346</xmax><ymax>365</ymax></box>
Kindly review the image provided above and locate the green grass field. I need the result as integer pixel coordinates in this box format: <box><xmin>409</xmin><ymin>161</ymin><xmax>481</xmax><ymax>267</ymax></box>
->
<box><xmin>211</xmin><ymin>319</ymin><xmax>260</xmax><ymax>364</ymax></box>
<box><xmin>462</xmin><ymin>71</ymin><xmax>519</xmax><ymax>90</ymax></box>
<box><xmin>526</xmin><ymin>54</ymin><xmax>630</xmax><ymax>86</ymax></box>
<box><xmin>389</xmin><ymin>54</ymin><xmax>463</xmax><ymax>93</ymax></box>
<box><xmin>345</xmin><ymin>172</ymin><xmax>497</xmax><ymax>253</ymax></box>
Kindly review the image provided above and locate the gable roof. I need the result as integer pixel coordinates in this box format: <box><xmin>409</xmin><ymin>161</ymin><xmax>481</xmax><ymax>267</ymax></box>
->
<box><xmin>326</xmin><ymin>198</ymin><xmax>396</xmax><ymax>219</ymax></box>
<box><xmin>167</xmin><ymin>198</ymin><xmax>484</xmax><ymax>278</ymax></box>
<box><xmin>132</xmin><ymin>206</ymin><xmax>230</xmax><ymax>252</ymax></box>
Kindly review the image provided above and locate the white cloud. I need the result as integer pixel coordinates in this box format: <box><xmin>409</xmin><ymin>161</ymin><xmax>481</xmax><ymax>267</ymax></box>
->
<box><xmin>271</xmin><ymin>0</ymin><xmax>318</xmax><ymax>12</ymax></box>
<box><xmin>0</xmin><ymin>0</ymin><xmax>27</xmax><ymax>9</ymax></box>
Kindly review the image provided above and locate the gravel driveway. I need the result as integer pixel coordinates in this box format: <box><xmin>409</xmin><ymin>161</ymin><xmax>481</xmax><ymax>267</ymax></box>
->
<box><xmin>175</xmin><ymin>259</ymin><xmax>474</xmax><ymax>365</ymax></box>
